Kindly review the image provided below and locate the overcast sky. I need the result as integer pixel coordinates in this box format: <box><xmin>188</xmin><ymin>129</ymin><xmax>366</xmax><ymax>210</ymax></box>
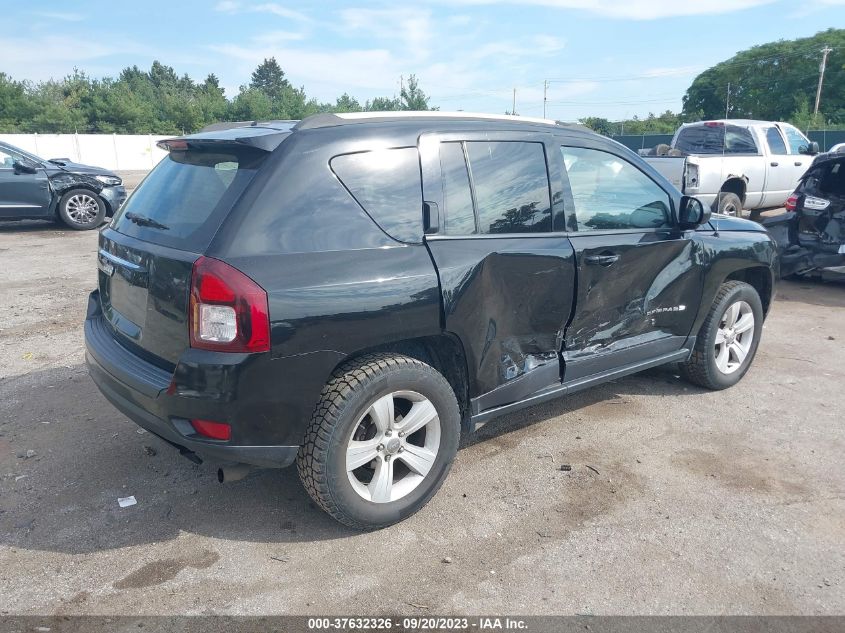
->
<box><xmin>3</xmin><ymin>0</ymin><xmax>843</xmax><ymax>121</ymax></box>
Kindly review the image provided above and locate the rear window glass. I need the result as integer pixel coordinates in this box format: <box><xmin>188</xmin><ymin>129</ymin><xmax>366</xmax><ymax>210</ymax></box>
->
<box><xmin>812</xmin><ymin>161</ymin><xmax>845</xmax><ymax>196</ymax></box>
<box><xmin>331</xmin><ymin>148</ymin><xmax>423</xmax><ymax>243</ymax></box>
<box><xmin>465</xmin><ymin>141</ymin><xmax>552</xmax><ymax>234</ymax></box>
<box><xmin>675</xmin><ymin>125</ymin><xmax>758</xmax><ymax>155</ymax></box>
<box><xmin>111</xmin><ymin>148</ymin><xmax>266</xmax><ymax>251</ymax></box>
<box><xmin>440</xmin><ymin>142</ymin><xmax>476</xmax><ymax>235</ymax></box>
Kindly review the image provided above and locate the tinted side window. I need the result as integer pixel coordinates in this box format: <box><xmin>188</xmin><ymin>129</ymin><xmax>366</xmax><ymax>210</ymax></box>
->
<box><xmin>675</xmin><ymin>125</ymin><xmax>757</xmax><ymax>155</ymax></box>
<box><xmin>561</xmin><ymin>146</ymin><xmax>671</xmax><ymax>231</ymax></box>
<box><xmin>331</xmin><ymin>147</ymin><xmax>423</xmax><ymax>243</ymax></box>
<box><xmin>782</xmin><ymin>125</ymin><xmax>811</xmax><ymax>154</ymax></box>
<box><xmin>765</xmin><ymin>127</ymin><xmax>788</xmax><ymax>155</ymax></box>
<box><xmin>465</xmin><ymin>141</ymin><xmax>551</xmax><ymax>234</ymax></box>
<box><xmin>440</xmin><ymin>142</ymin><xmax>476</xmax><ymax>235</ymax></box>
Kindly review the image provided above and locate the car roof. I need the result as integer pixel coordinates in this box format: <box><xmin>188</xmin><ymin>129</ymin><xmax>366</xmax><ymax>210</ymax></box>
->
<box><xmin>680</xmin><ymin>119</ymin><xmax>792</xmax><ymax>128</ymax></box>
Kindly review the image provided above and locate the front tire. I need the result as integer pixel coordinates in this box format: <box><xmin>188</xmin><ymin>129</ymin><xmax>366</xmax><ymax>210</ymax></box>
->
<box><xmin>57</xmin><ymin>189</ymin><xmax>106</xmax><ymax>230</ymax></box>
<box><xmin>297</xmin><ymin>353</ymin><xmax>461</xmax><ymax>530</ymax></box>
<box><xmin>681</xmin><ymin>281</ymin><xmax>763</xmax><ymax>390</ymax></box>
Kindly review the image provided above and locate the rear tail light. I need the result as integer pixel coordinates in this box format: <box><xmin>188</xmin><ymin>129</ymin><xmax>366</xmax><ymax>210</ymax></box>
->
<box><xmin>190</xmin><ymin>419</ymin><xmax>231</xmax><ymax>441</ymax></box>
<box><xmin>189</xmin><ymin>256</ymin><xmax>270</xmax><ymax>353</ymax></box>
<box><xmin>785</xmin><ymin>193</ymin><xmax>798</xmax><ymax>212</ymax></box>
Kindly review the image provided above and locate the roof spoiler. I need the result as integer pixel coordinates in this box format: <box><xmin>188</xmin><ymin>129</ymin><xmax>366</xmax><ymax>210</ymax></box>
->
<box><xmin>158</xmin><ymin>121</ymin><xmax>297</xmax><ymax>153</ymax></box>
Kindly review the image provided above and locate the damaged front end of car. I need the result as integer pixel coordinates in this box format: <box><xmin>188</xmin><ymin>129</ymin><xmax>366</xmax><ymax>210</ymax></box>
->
<box><xmin>764</xmin><ymin>151</ymin><xmax>845</xmax><ymax>281</ymax></box>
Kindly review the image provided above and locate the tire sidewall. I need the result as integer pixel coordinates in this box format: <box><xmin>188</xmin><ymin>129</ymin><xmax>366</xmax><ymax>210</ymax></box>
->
<box><xmin>718</xmin><ymin>192</ymin><xmax>742</xmax><ymax>217</ymax></box>
<box><xmin>323</xmin><ymin>365</ymin><xmax>460</xmax><ymax>527</ymax></box>
<box><xmin>702</xmin><ymin>283</ymin><xmax>764</xmax><ymax>389</ymax></box>
<box><xmin>58</xmin><ymin>189</ymin><xmax>106</xmax><ymax>230</ymax></box>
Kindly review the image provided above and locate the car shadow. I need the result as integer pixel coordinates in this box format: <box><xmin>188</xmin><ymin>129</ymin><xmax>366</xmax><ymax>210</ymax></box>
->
<box><xmin>0</xmin><ymin>361</ymin><xmax>699</xmax><ymax>554</ymax></box>
<box><xmin>0</xmin><ymin>219</ymin><xmax>108</xmax><ymax>234</ymax></box>
<box><xmin>775</xmin><ymin>277</ymin><xmax>845</xmax><ymax>308</ymax></box>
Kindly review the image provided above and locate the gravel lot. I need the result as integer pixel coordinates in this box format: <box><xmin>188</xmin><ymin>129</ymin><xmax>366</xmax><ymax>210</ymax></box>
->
<box><xmin>0</xmin><ymin>221</ymin><xmax>843</xmax><ymax>616</ymax></box>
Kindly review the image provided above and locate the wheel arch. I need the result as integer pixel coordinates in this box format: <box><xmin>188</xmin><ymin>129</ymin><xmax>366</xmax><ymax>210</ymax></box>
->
<box><xmin>718</xmin><ymin>177</ymin><xmax>748</xmax><ymax>207</ymax></box>
<box><xmin>52</xmin><ymin>184</ymin><xmax>107</xmax><ymax>217</ymax></box>
<box><xmin>724</xmin><ymin>265</ymin><xmax>774</xmax><ymax>316</ymax></box>
<box><xmin>330</xmin><ymin>334</ymin><xmax>472</xmax><ymax>431</ymax></box>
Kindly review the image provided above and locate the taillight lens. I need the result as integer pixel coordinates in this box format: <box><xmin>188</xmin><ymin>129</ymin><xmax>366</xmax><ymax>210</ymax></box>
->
<box><xmin>191</xmin><ymin>419</ymin><xmax>231</xmax><ymax>441</ymax></box>
<box><xmin>189</xmin><ymin>256</ymin><xmax>270</xmax><ymax>353</ymax></box>
<box><xmin>785</xmin><ymin>193</ymin><xmax>798</xmax><ymax>212</ymax></box>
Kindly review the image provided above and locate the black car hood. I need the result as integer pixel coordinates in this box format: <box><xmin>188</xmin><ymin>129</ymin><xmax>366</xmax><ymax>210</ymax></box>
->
<box><xmin>48</xmin><ymin>159</ymin><xmax>117</xmax><ymax>178</ymax></box>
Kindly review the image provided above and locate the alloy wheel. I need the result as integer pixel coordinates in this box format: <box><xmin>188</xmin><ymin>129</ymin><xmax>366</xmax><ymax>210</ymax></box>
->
<box><xmin>714</xmin><ymin>300</ymin><xmax>755</xmax><ymax>374</ymax></box>
<box><xmin>346</xmin><ymin>390</ymin><xmax>441</xmax><ymax>503</ymax></box>
<box><xmin>65</xmin><ymin>194</ymin><xmax>99</xmax><ymax>224</ymax></box>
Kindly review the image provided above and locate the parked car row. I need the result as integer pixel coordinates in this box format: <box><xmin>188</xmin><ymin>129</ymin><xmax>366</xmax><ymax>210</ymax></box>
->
<box><xmin>0</xmin><ymin>141</ymin><xmax>126</xmax><ymax>230</ymax></box>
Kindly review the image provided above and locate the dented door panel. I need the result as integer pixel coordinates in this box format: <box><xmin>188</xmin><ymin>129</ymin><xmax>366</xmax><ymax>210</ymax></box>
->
<box><xmin>426</xmin><ymin>236</ymin><xmax>576</xmax><ymax>410</ymax></box>
<box><xmin>564</xmin><ymin>231</ymin><xmax>703</xmax><ymax>375</ymax></box>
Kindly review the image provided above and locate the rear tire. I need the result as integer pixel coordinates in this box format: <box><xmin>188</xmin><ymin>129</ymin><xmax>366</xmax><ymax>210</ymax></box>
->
<box><xmin>297</xmin><ymin>353</ymin><xmax>460</xmax><ymax>530</ymax></box>
<box><xmin>57</xmin><ymin>189</ymin><xmax>105</xmax><ymax>230</ymax></box>
<box><xmin>680</xmin><ymin>281</ymin><xmax>763</xmax><ymax>390</ymax></box>
<box><xmin>716</xmin><ymin>192</ymin><xmax>742</xmax><ymax>217</ymax></box>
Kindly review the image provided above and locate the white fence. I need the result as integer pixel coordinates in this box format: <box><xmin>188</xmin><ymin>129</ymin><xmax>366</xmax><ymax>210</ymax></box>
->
<box><xmin>0</xmin><ymin>133</ymin><xmax>170</xmax><ymax>171</ymax></box>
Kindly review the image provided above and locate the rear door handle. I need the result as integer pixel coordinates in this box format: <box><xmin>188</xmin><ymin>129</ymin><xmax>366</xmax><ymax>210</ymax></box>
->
<box><xmin>585</xmin><ymin>254</ymin><xmax>620</xmax><ymax>266</ymax></box>
<box><xmin>770</xmin><ymin>161</ymin><xmax>779</xmax><ymax>167</ymax></box>
<box><xmin>794</xmin><ymin>161</ymin><xmax>803</xmax><ymax>167</ymax></box>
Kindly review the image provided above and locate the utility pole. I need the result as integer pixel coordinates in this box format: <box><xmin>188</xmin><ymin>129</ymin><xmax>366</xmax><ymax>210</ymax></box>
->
<box><xmin>725</xmin><ymin>82</ymin><xmax>731</xmax><ymax>119</ymax></box>
<box><xmin>512</xmin><ymin>88</ymin><xmax>517</xmax><ymax>116</ymax></box>
<box><xmin>543</xmin><ymin>80</ymin><xmax>548</xmax><ymax>118</ymax></box>
<box><xmin>814</xmin><ymin>46</ymin><xmax>834</xmax><ymax>116</ymax></box>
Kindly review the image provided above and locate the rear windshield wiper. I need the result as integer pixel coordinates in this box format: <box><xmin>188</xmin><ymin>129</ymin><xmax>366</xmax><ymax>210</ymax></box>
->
<box><xmin>124</xmin><ymin>212</ymin><xmax>170</xmax><ymax>230</ymax></box>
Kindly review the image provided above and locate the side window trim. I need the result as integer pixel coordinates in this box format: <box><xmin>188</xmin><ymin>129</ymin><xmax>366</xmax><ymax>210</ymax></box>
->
<box><xmin>461</xmin><ymin>141</ymin><xmax>480</xmax><ymax>233</ymax></box>
<box><xmin>560</xmin><ymin>143</ymin><xmax>676</xmax><ymax>233</ymax></box>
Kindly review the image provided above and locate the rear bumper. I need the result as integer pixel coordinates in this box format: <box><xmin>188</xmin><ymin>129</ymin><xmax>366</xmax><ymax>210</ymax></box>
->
<box><xmin>84</xmin><ymin>293</ymin><xmax>299</xmax><ymax>468</ymax></box>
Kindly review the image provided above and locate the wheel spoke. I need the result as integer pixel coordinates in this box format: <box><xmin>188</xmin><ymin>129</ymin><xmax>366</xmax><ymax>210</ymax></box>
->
<box><xmin>398</xmin><ymin>444</ymin><xmax>437</xmax><ymax>477</ymax></box>
<box><xmin>715</xmin><ymin>344</ymin><xmax>730</xmax><ymax>373</ymax></box>
<box><xmin>724</xmin><ymin>303</ymin><xmax>740</xmax><ymax>328</ymax></box>
<box><xmin>730</xmin><ymin>342</ymin><xmax>748</xmax><ymax>365</ymax></box>
<box><xmin>368</xmin><ymin>457</ymin><xmax>393</xmax><ymax>503</ymax></box>
<box><xmin>346</xmin><ymin>440</ymin><xmax>380</xmax><ymax>471</ymax></box>
<box><xmin>368</xmin><ymin>394</ymin><xmax>394</xmax><ymax>433</ymax></box>
<box><xmin>396</xmin><ymin>399</ymin><xmax>437</xmax><ymax>436</ymax></box>
<box><xmin>734</xmin><ymin>312</ymin><xmax>754</xmax><ymax>334</ymax></box>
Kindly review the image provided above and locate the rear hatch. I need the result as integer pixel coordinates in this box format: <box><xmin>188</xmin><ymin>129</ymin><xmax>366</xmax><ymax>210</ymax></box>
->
<box><xmin>97</xmin><ymin>127</ymin><xmax>287</xmax><ymax>367</ymax></box>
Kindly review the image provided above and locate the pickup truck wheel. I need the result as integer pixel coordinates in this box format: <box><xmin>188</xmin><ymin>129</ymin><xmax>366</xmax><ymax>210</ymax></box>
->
<box><xmin>297</xmin><ymin>353</ymin><xmax>460</xmax><ymax>530</ymax></box>
<box><xmin>57</xmin><ymin>189</ymin><xmax>106</xmax><ymax>230</ymax></box>
<box><xmin>680</xmin><ymin>281</ymin><xmax>763</xmax><ymax>390</ymax></box>
<box><xmin>716</xmin><ymin>192</ymin><xmax>742</xmax><ymax>217</ymax></box>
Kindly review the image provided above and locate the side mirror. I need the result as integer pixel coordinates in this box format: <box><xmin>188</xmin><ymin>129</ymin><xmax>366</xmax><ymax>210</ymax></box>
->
<box><xmin>13</xmin><ymin>159</ymin><xmax>39</xmax><ymax>174</ymax></box>
<box><xmin>801</xmin><ymin>142</ymin><xmax>820</xmax><ymax>156</ymax></box>
<box><xmin>678</xmin><ymin>195</ymin><xmax>710</xmax><ymax>230</ymax></box>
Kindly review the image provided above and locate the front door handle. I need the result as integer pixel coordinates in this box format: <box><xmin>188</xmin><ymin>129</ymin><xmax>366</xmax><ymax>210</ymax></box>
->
<box><xmin>794</xmin><ymin>161</ymin><xmax>803</xmax><ymax>167</ymax></box>
<box><xmin>770</xmin><ymin>161</ymin><xmax>779</xmax><ymax>167</ymax></box>
<box><xmin>585</xmin><ymin>254</ymin><xmax>620</xmax><ymax>266</ymax></box>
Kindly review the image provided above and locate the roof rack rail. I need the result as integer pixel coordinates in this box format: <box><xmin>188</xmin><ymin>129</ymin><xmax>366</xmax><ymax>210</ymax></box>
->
<box><xmin>293</xmin><ymin>111</ymin><xmax>587</xmax><ymax>131</ymax></box>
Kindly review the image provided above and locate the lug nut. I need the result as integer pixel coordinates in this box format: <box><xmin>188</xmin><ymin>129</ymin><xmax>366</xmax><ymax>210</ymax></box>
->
<box><xmin>385</xmin><ymin>430</ymin><xmax>392</xmax><ymax>437</ymax></box>
<box><xmin>385</xmin><ymin>455</ymin><xmax>391</xmax><ymax>462</ymax></box>
<box><xmin>377</xmin><ymin>444</ymin><xmax>384</xmax><ymax>452</ymax></box>
<box><xmin>398</xmin><ymin>431</ymin><xmax>405</xmax><ymax>437</ymax></box>
<box><xmin>398</xmin><ymin>446</ymin><xmax>404</xmax><ymax>453</ymax></box>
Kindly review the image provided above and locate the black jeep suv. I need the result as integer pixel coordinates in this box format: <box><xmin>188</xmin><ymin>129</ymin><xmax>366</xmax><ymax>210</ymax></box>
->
<box><xmin>85</xmin><ymin>113</ymin><xmax>778</xmax><ymax>529</ymax></box>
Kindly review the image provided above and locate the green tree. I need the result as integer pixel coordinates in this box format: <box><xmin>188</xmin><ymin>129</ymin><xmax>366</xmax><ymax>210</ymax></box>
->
<box><xmin>579</xmin><ymin>116</ymin><xmax>613</xmax><ymax>135</ymax></box>
<box><xmin>683</xmin><ymin>28</ymin><xmax>845</xmax><ymax>124</ymax></box>
<box><xmin>249</xmin><ymin>57</ymin><xmax>290</xmax><ymax>101</ymax></box>
<box><xmin>400</xmin><ymin>74</ymin><xmax>435</xmax><ymax>110</ymax></box>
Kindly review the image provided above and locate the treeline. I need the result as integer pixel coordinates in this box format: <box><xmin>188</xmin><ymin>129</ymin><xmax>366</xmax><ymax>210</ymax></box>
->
<box><xmin>0</xmin><ymin>58</ymin><xmax>434</xmax><ymax>134</ymax></box>
<box><xmin>580</xmin><ymin>28</ymin><xmax>845</xmax><ymax>136</ymax></box>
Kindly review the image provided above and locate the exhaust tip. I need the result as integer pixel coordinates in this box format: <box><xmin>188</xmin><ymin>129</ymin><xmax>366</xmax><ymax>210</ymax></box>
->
<box><xmin>217</xmin><ymin>464</ymin><xmax>253</xmax><ymax>483</ymax></box>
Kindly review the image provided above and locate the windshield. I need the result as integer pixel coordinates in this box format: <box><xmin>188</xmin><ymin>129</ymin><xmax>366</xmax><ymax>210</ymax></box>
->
<box><xmin>111</xmin><ymin>147</ymin><xmax>266</xmax><ymax>251</ymax></box>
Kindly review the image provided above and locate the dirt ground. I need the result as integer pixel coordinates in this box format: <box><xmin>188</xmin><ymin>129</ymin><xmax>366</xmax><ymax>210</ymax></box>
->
<box><xmin>0</xmin><ymin>221</ymin><xmax>843</xmax><ymax>616</ymax></box>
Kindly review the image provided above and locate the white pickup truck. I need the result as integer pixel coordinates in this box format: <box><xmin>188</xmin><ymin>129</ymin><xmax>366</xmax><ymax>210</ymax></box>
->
<box><xmin>641</xmin><ymin>120</ymin><xmax>820</xmax><ymax>215</ymax></box>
